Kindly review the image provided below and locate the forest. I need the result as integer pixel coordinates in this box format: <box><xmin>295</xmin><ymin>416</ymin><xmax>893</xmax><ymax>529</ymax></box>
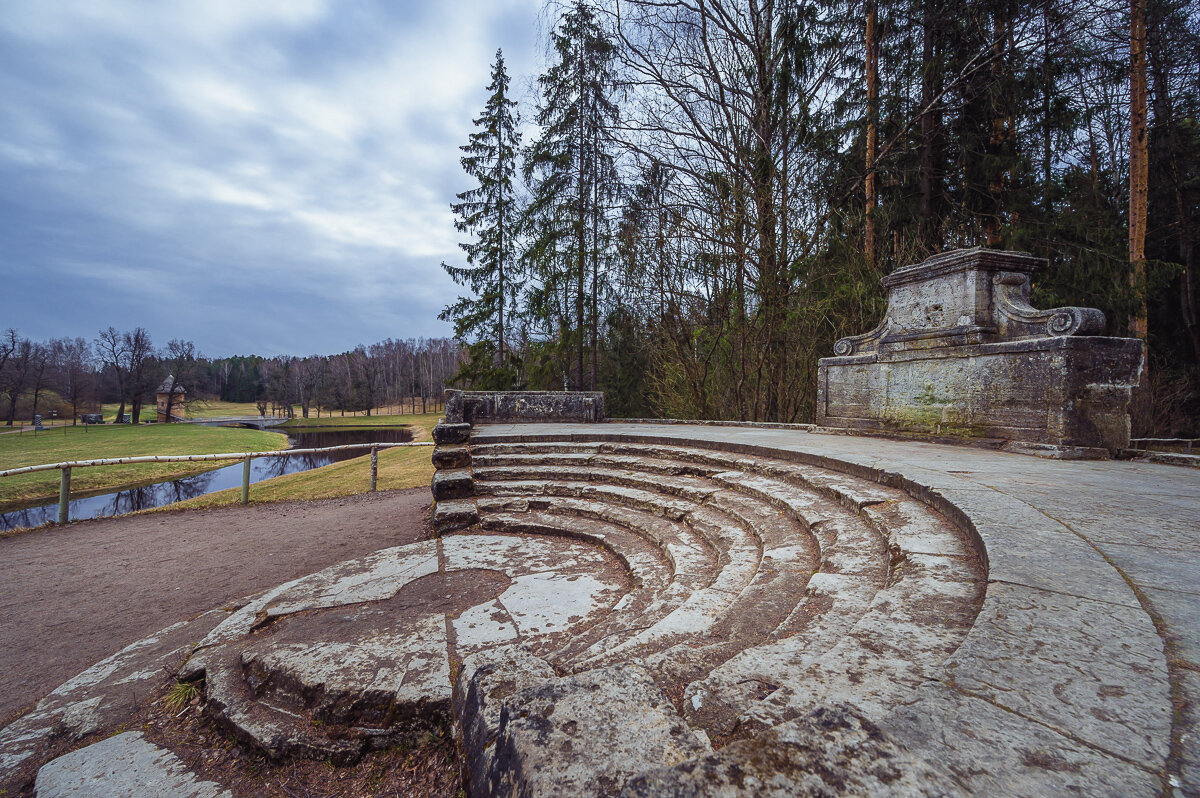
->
<box><xmin>0</xmin><ymin>328</ymin><xmax>459</xmax><ymax>424</ymax></box>
<box><xmin>441</xmin><ymin>0</ymin><xmax>1200</xmax><ymax>434</ymax></box>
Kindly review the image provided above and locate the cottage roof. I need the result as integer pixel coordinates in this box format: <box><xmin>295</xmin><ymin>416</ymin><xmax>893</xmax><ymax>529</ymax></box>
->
<box><xmin>157</xmin><ymin>376</ymin><xmax>186</xmax><ymax>394</ymax></box>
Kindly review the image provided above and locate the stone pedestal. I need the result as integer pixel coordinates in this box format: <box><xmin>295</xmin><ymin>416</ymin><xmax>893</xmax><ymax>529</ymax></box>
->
<box><xmin>816</xmin><ymin>248</ymin><xmax>1144</xmax><ymax>457</ymax></box>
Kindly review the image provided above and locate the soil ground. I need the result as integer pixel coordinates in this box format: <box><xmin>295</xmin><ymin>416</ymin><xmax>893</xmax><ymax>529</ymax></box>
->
<box><xmin>0</xmin><ymin>488</ymin><xmax>432</xmax><ymax>728</ymax></box>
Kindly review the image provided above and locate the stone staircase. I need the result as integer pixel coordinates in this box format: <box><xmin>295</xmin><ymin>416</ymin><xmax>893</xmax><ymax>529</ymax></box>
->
<box><xmin>433</xmin><ymin>434</ymin><xmax>986</xmax><ymax>742</ymax></box>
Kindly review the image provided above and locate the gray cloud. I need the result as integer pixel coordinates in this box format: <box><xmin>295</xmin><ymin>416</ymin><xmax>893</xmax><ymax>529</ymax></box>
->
<box><xmin>0</xmin><ymin>0</ymin><xmax>543</xmax><ymax>357</ymax></box>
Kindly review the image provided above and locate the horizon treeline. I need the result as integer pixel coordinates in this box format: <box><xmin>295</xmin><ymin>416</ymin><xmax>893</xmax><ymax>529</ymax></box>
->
<box><xmin>0</xmin><ymin>328</ymin><xmax>461</xmax><ymax>424</ymax></box>
<box><xmin>441</xmin><ymin>0</ymin><xmax>1200</xmax><ymax>435</ymax></box>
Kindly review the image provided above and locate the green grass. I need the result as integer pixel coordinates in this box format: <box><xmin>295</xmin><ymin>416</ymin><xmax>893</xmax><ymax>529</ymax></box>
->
<box><xmin>0</xmin><ymin>424</ymin><xmax>289</xmax><ymax>507</ymax></box>
<box><xmin>141</xmin><ymin>412</ymin><xmax>443</xmax><ymax>512</ymax></box>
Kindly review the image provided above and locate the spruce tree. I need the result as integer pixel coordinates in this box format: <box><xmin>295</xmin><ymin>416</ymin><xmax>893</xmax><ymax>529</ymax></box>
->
<box><xmin>441</xmin><ymin>49</ymin><xmax>523</xmax><ymax>388</ymax></box>
<box><xmin>522</xmin><ymin>1</ymin><xmax>620</xmax><ymax>391</ymax></box>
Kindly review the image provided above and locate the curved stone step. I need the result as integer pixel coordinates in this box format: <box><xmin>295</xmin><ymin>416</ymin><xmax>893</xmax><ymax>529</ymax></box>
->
<box><xmin>476</xmin><ymin>494</ymin><xmax>718</xmax><ymax>593</ymax></box>
<box><xmin>466</xmin><ymin>437</ymin><xmax>986</xmax><ymax>742</ymax></box>
<box><xmin>197</xmin><ymin>535</ymin><xmax>632</xmax><ymax>764</ymax></box>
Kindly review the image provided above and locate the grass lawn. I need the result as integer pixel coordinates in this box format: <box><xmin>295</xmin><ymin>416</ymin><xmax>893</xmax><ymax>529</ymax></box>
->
<box><xmin>0</xmin><ymin>424</ymin><xmax>290</xmax><ymax>507</ymax></box>
<box><xmin>148</xmin><ymin>412</ymin><xmax>444</xmax><ymax>511</ymax></box>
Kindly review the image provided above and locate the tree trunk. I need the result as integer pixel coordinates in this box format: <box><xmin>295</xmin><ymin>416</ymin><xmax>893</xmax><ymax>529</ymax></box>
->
<box><xmin>865</xmin><ymin>0</ymin><xmax>878</xmax><ymax>268</ymax></box>
<box><xmin>985</xmin><ymin>6</ymin><xmax>1012</xmax><ymax>247</ymax></box>
<box><xmin>576</xmin><ymin>29</ymin><xmax>587</xmax><ymax>392</ymax></box>
<box><xmin>1129</xmin><ymin>0</ymin><xmax>1149</xmax><ymax>340</ymax></box>
<box><xmin>919</xmin><ymin>0</ymin><xmax>942</xmax><ymax>253</ymax></box>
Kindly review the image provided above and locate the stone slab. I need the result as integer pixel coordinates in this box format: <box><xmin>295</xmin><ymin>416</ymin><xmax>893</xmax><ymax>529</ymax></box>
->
<box><xmin>1142</xmin><ymin>586</ymin><xmax>1200</xmax><ymax>667</ymax></box>
<box><xmin>882</xmin><ymin>680</ymin><xmax>1162</xmax><ymax>797</ymax></box>
<box><xmin>34</xmin><ymin>731</ymin><xmax>230</xmax><ymax>798</ymax></box>
<box><xmin>485</xmin><ymin>664</ymin><xmax>711</xmax><ymax>797</ymax></box>
<box><xmin>622</xmin><ymin>703</ymin><xmax>963</xmax><ymax>797</ymax></box>
<box><xmin>942</xmin><ymin>582</ymin><xmax>1171</xmax><ymax>769</ymax></box>
<box><xmin>1</xmin><ymin>609</ymin><xmax>228</xmax><ymax>793</ymax></box>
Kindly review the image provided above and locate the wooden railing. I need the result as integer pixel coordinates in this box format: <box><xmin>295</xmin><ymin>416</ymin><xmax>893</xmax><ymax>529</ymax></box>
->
<box><xmin>0</xmin><ymin>442</ymin><xmax>434</xmax><ymax>524</ymax></box>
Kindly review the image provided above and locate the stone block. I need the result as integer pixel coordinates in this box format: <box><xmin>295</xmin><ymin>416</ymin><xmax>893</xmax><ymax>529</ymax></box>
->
<box><xmin>35</xmin><ymin>732</ymin><xmax>231</xmax><ymax>798</ymax></box>
<box><xmin>433</xmin><ymin>422</ymin><xmax>472</xmax><ymax>446</ymax></box>
<box><xmin>433</xmin><ymin>499</ymin><xmax>479</xmax><ymax>533</ymax></box>
<box><xmin>485</xmin><ymin>663</ymin><xmax>711</xmax><ymax>797</ymax></box>
<box><xmin>454</xmin><ymin>645</ymin><xmax>558</xmax><ymax>798</ymax></box>
<box><xmin>433</xmin><ymin>445</ymin><xmax>471</xmax><ymax>469</ymax></box>
<box><xmin>816</xmin><ymin>248</ymin><xmax>1143</xmax><ymax>455</ymax></box>
<box><xmin>432</xmin><ymin>469</ymin><xmax>473</xmax><ymax>501</ymax></box>
<box><xmin>621</xmin><ymin>703</ymin><xmax>963</xmax><ymax>797</ymax></box>
<box><xmin>445</xmin><ymin>390</ymin><xmax>604</xmax><ymax>425</ymax></box>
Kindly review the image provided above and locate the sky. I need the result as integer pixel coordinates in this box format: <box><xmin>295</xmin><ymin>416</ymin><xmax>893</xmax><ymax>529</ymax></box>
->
<box><xmin>0</xmin><ymin>0</ymin><xmax>546</xmax><ymax>358</ymax></box>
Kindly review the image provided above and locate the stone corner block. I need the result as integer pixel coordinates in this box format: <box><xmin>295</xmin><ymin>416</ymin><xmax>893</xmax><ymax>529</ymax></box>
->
<box><xmin>432</xmin><ymin>469</ymin><xmax>473</xmax><ymax>501</ymax></box>
<box><xmin>433</xmin><ymin>445</ymin><xmax>472</xmax><ymax>470</ymax></box>
<box><xmin>485</xmin><ymin>663</ymin><xmax>711</xmax><ymax>798</ymax></box>
<box><xmin>433</xmin><ymin>499</ymin><xmax>479</xmax><ymax>534</ymax></box>
<box><xmin>433</xmin><ymin>422</ymin><xmax>472</xmax><ymax>446</ymax></box>
<box><xmin>455</xmin><ymin>645</ymin><xmax>558</xmax><ymax>797</ymax></box>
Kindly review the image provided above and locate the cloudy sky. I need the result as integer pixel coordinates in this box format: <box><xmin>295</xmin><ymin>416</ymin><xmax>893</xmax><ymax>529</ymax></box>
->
<box><xmin>0</xmin><ymin>0</ymin><xmax>545</xmax><ymax>357</ymax></box>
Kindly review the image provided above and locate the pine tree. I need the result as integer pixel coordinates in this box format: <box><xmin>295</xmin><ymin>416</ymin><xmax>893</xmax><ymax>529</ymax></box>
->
<box><xmin>440</xmin><ymin>49</ymin><xmax>523</xmax><ymax>388</ymax></box>
<box><xmin>522</xmin><ymin>1</ymin><xmax>620</xmax><ymax>391</ymax></box>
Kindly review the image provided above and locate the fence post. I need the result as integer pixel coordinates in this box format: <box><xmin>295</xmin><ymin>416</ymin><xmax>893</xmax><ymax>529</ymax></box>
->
<box><xmin>58</xmin><ymin>467</ymin><xmax>71</xmax><ymax>524</ymax></box>
<box><xmin>369</xmin><ymin>446</ymin><xmax>379</xmax><ymax>492</ymax></box>
<box><xmin>241</xmin><ymin>456</ymin><xmax>251</xmax><ymax>505</ymax></box>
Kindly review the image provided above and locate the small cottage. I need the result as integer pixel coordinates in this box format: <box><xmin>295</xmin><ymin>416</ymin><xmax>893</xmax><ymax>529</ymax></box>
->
<box><xmin>156</xmin><ymin>377</ymin><xmax>187</xmax><ymax>422</ymax></box>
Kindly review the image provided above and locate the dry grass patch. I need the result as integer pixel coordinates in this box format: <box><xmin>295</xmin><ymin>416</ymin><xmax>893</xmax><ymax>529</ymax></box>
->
<box><xmin>157</xmin><ymin>445</ymin><xmax>435</xmax><ymax>511</ymax></box>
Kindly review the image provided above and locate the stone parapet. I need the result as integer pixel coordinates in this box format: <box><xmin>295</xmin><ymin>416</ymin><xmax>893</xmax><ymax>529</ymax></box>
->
<box><xmin>444</xmin><ymin>390</ymin><xmax>604</xmax><ymax>426</ymax></box>
<box><xmin>431</xmin><ymin>392</ymin><xmax>605</xmax><ymax>533</ymax></box>
<box><xmin>818</xmin><ymin>248</ymin><xmax>1144</xmax><ymax>456</ymax></box>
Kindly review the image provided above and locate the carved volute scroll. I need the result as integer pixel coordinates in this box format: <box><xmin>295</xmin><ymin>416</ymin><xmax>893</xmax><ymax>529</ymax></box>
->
<box><xmin>991</xmin><ymin>272</ymin><xmax>1106</xmax><ymax>339</ymax></box>
<box><xmin>832</xmin><ymin>248</ymin><xmax>1107</xmax><ymax>356</ymax></box>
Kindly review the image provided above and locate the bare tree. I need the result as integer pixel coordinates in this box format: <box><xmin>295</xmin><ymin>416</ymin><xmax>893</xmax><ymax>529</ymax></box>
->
<box><xmin>158</xmin><ymin>339</ymin><xmax>198</xmax><ymax>422</ymax></box>
<box><xmin>51</xmin><ymin>338</ymin><xmax>94</xmax><ymax>424</ymax></box>
<box><xmin>95</xmin><ymin>327</ymin><xmax>129</xmax><ymax>422</ymax></box>
<box><xmin>2</xmin><ymin>336</ymin><xmax>32</xmax><ymax>426</ymax></box>
<box><xmin>27</xmin><ymin>344</ymin><xmax>52</xmax><ymax>418</ymax></box>
<box><xmin>124</xmin><ymin>328</ymin><xmax>155</xmax><ymax>424</ymax></box>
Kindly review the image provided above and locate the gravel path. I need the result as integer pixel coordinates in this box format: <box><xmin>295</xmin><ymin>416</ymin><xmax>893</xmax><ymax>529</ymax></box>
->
<box><xmin>0</xmin><ymin>488</ymin><xmax>431</xmax><ymax>727</ymax></box>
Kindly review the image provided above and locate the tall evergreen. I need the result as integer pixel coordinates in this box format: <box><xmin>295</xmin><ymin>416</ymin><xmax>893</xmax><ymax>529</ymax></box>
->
<box><xmin>523</xmin><ymin>1</ymin><xmax>620</xmax><ymax>391</ymax></box>
<box><xmin>441</xmin><ymin>49</ymin><xmax>523</xmax><ymax>389</ymax></box>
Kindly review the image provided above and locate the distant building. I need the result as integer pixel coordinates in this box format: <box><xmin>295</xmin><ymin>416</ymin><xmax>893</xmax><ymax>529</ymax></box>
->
<box><xmin>156</xmin><ymin>377</ymin><xmax>187</xmax><ymax>422</ymax></box>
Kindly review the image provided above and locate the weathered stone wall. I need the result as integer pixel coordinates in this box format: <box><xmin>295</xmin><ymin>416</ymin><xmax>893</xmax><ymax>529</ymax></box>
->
<box><xmin>431</xmin><ymin>391</ymin><xmax>604</xmax><ymax>533</ymax></box>
<box><xmin>444</xmin><ymin>390</ymin><xmax>604</xmax><ymax>426</ymax></box>
<box><xmin>818</xmin><ymin>248</ymin><xmax>1144</xmax><ymax>456</ymax></box>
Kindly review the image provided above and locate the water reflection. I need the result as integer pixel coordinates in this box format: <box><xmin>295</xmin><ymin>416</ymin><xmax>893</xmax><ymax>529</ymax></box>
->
<box><xmin>0</xmin><ymin>426</ymin><xmax>414</xmax><ymax>532</ymax></box>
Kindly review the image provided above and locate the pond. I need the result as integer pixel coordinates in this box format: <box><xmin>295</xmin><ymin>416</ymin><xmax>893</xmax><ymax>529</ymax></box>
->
<box><xmin>0</xmin><ymin>426</ymin><xmax>414</xmax><ymax>532</ymax></box>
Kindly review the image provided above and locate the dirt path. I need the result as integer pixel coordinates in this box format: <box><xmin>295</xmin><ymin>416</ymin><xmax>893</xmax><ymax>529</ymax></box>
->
<box><xmin>0</xmin><ymin>488</ymin><xmax>432</xmax><ymax>727</ymax></box>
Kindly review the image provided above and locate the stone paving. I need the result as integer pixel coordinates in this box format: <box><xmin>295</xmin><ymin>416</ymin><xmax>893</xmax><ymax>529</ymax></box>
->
<box><xmin>3</xmin><ymin>421</ymin><xmax>1197</xmax><ymax>797</ymax></box>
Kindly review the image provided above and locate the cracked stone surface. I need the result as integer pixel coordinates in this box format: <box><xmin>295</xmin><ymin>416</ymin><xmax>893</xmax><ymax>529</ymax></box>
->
<box><xmin>0</xmin><ymin>609</ymin><xmax>228</xmax><ymax>793</ymax></box>
<box><xmin>34</xmin><ymin>731</ymin><xmax>231</xmax><ymax>798</ymax></box>
<box><xmin>468</xmin><ymin>423</ymin><xmax>1194</xmax><ymax>795</ymax></box>
<box><xmin>622</xmin><ymin>703</ymin><xmax>963</xmax><ymax>798</ymax></box>
<box><xmin>194</xmin><ymin>533</ymin><xmax>628</xmax><ymax>763</ymax></box>
<box><xmin>484</xmin><ymin>664</ymin><xmax>712</xmax><ymax>798</ymax></box>
<box><xmin>941</xmin><ymin>581</ymin><xmax>1171</xmax><ymax>768</ymax></box>
<box><xmin>5</xmin><ymin>420</ymin><xmax>1193</xmax><ymax>797</ymax></box>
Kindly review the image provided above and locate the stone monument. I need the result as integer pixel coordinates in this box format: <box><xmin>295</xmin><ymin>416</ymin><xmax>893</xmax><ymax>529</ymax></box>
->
<box><xmin>816</xmin><ymin>247</ymin><xmax>1144</xmax><ymax>457</ymax></box>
